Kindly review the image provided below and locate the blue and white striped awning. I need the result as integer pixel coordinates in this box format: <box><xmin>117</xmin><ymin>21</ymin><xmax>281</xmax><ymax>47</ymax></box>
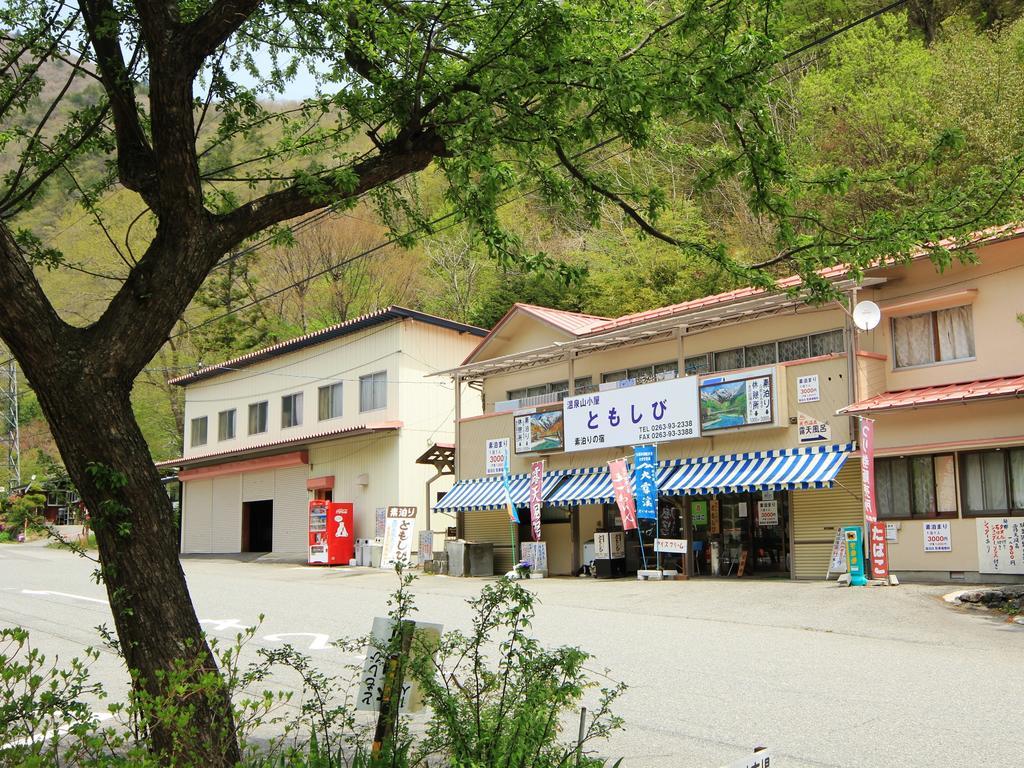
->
<box><xmin>434</xmin><ymin>474</ymin><xmax>531</xmax><ymax>512</ymax></box>
<box><xmin>545</xmin><ymin>466</ymin><xmax>678</xmax><ymax>506</ymax></box>
<box><xmin>662</xmin><ymin>443</ymin><xmax>853</xmax><ymax>495</ymax></box>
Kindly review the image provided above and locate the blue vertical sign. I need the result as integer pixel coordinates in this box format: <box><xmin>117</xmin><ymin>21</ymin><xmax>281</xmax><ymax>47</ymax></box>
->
<box><xmin>633</xmin><ymin>445</ymin><xmax>658</xmax><ymax>520</ymax></box>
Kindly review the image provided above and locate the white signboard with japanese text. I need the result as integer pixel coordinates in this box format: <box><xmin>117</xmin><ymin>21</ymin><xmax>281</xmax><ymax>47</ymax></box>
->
<box><xmin>699</xmin><ymin>369</ymin><xmax>775</xmax><ymax>432</ymax></box>
<box><xmin>380</xmin><ymin>506</ymin><xmax>417</xmax><ymax>567</ymax></box>
<box><xmin>923</xmin><ymin>520</ymin><xmax>952</xmax><ymax>552</ymax></box>
<box><xmin>654</xmin><ymin>538</ymin><xmax>688</xmax><ymax>554</ymax></box>
<box><xmin>797</xmin><ymin>374</ymin><xmax>821</xmax><ymax>403</ymax></box>
<box><xmin>520</xmin><ymin>541</ymin><xmax>549</xmax><ymax>575</ymax></box>
<box><xmin>357</xmin><ymin>617</ymin><xmax>443</xmax><ymax>713</ymax></box>
<box><xmin>563</xmin><ymin>376</ymin><xmax>699</xmax><ymax>453</ymax></box>
<box><xmin>827</xmin><ymin>529</ymin><xmax>847</xmax><ymax>576</ymax></box>
<box><xmin>797</xmin><ymin>411</ymin><xmax>832</xmax><ymax>444</ymax></box>
<box><xmin>720</xmin><ymin>748</ymin><xmax>773</xmax><ymax>768</ymax></box>
<box><xmin>757</xmin><ymin>500</ymin><xmax>779</xmax><ymax>526</ymax></box>
<box><xmin>886</xmin><ymin>522</ymin><xmax>899</xmax><ymax>542</ymax></box>
<box><xmin>594</xmin><ymin>531</ymin><xmax>625</xmax><ymax>559</ymax></box>
<box><xmin>976</xmin><ymin>517</ymin><xmax>1024</xmax><ymax>574</ymax></box>
<box><xmin>485</xmin><ymin>438</ymin><xmax>509</xmax><ymax>475</ymax></box>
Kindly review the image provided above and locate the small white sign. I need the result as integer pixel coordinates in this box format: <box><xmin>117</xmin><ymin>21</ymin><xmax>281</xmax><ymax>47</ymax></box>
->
<box><xmin>923</xmin><ymin>521</ymin><xmax>952</xmax><ymax>552</ymax></box>
<box><xmin>654</xmin><ymin>538</ymin><xmax>688</xmax><ymax>554</ymax></box>
<box><xmin>721</xmin><ymin>748</ymin><xmax>773</xmax><ymax>768</ymax></box>
<box><xmin>594</xmin><ymin>531</ymin><xmax>625</xmax><ymax>559</ymax></box>
<box><xmin>828</xmin><ymin>530</ymin><xmax>847</xmax><ymax>574</ymax></box>
<box><xmin>757</xmin><ymin>500</ymin><xmax>779</xmax><ymax>526</ymax></box>
<box><xmin>761</xmin><ymin>490</ymin><xmax>775</xmax><ymax>502</ymax></box>
<box><xmin>738</xmin><ymin>502</ymin><xmax>748</xmax><ymax>518</ymax></box>
<box><xmin>797</xmin><ymin>411</ymin><xmax>832</xmax><ymax>443</ymax></box>
<box><xmin>885</xmin><ymin>522</ymin><xmax>899</xmax><ymax>543</ymax></box>
<box><xmin>485</xmin><ymin>438</ymin><xmax>509</xmax><ymax>475</ymax></box>
<box><xmin>797</xmin><ymin>374</ymin><xmax>820</xmax><ymax>403</ymax></box>
<box><xmin>380</xmin><ymin>506</ymin><xmax>417</xmax><ymax>568</ymax></box>
<box><xmin>357</xmin><ymin>617</ymin><xmax>443</xmax><ymax>713</ymax></box>
<box><xmin>520</xmin><ymin>541</ymin><xmax>548</xmax><ymax>574</ymax></box>
<box><xmin>976</xmin><ymin>517</ymin><xmax>1024</xmax><ymax>574</ymax></box>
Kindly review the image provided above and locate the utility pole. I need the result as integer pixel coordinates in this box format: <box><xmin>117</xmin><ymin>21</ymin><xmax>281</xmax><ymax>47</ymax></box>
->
<box><xmin>0</xmin><ymin>355</ymin><xmax>20</xmax><ymax>489</ymax></box>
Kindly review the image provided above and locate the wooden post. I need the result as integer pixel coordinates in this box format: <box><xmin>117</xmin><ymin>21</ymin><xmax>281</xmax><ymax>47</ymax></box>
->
<box><xmin>371</xmin><ymin>619</ymin><xmax>415</xmax><ymax>757</ymax></box>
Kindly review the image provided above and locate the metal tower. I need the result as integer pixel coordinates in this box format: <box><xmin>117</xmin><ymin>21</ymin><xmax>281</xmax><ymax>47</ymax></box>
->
<box><xmin>0</xmin><ymin>356</ymin><xmax>19</xmax><ymax>489</ymax></box>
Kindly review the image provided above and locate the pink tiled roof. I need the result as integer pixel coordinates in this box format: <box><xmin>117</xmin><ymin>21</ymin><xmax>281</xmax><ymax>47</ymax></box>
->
<box><xmin>839</xmin><ymin>376</ymin><xmax>1024</xmax><ymax>415</ymax></box>
<box><xmin>514</xmin><ymin>303</ymin><xmax>610</xmax><ymax>335</ymax></box>
<box><xmin>156</xmin><ymin>421</ymin><xmax>403</xmax><ymax>468</ymax></box>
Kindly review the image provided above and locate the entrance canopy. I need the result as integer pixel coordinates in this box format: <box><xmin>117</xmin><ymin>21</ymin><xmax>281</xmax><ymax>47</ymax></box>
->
<box><xmin>434</xmin><ymin>474</ymin><xmax>532</xmax><ymax>512</ymax></box>
<box><xmin>545</xmin><ymin>466</ymin><xmax>678</xmax><ymax>506</ymax></box>
<box><xmin>661</xmin><ymin>443</ymin><xmax>853</xmax><ymax>496</ymax></box>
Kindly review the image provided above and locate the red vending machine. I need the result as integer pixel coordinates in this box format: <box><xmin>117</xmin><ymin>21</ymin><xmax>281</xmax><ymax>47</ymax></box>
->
<box><xmin>308</xmin><ymin>501</ymin><xmax>355</xmax><ymax>565</ymax></box>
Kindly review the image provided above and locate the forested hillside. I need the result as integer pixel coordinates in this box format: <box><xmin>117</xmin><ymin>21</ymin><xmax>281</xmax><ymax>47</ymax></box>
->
<box><xmin>10</xmin><ymin>1</ymin><xmax>1024</xmax><ymax>470</ymax></box>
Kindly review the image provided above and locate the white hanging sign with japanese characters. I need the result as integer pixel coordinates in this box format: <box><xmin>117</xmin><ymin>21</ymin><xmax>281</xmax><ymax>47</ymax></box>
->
<box><xmin>797</xmin><ymin>412</ymin><xmax>832</xmax><ymax>443</ymax></box>
<box><xmin>380</xmin><ymin>506</ymin><xmax>417</xmax><ymax>567</ymax></box>
<box><xmin>485</xmin><ymin>438</ymin><xmax>509</xmax><ymax>475</ymax></box>
<box><xmin>562</xmin><ymin>377</ymin><xmax>700</xmax><ymax>452</ymax></box>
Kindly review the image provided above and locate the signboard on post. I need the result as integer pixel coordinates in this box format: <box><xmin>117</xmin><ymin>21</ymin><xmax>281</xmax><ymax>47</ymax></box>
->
<box><xmin>520</xmin><ymin>541</ymin><xmax>548</xmax><ymax>575</ymax></box>
<box><xmin>528</xmin><ymin>461</ymin><xmax>544</xmax><ymax>542</ymax></box>
<box><xmin>563</xmin><ymin>377</ymin><xmax>699</xmax><ymax>452</ymax></box>
<box><xmin>514</xmin><ymin>410</ymin><xmax>564</xmax><ymax>453</ymax></box>
<box><xmin>976</xmin><ymin>517</ymin><xmax>1024</xmax><ymax>574</ymax></box>
<box><xmin>691</xmin><ymin>500</ymin><xmax>708</xmax><ymax>526</ymax></box>
<box><xmin>418</xmin><ymin>530</ymin><xmax>433</xmax><ymax>564</ymax></box>
<box><xmin>485</xmin><ymin>438</ymin><xmax>509</xmax><ymax>476</ymax></box>
<box><xmin>868</xmin><ymin>521</ymin><xmax>889</xmax><ymax>580</ymax></box>
<box><xmin>923</xmin><ymin>521</ymin><xmax>952</xmax><ymax>552</ymax></box>
<box><xmin>699</xmin><ymin>370</ymin><xmax>775</xmax><ymax>431</ymax></box>
<box><xmin>608</xmin><ymin>458</ymin><xmax>637</xmax><ymax>531</ymax></box>
<box><xmin>633</xmin><ymin>445</ymin><xmax>658</xmax><ymax>521</ymax></box>
<box><xmin>357</xmin><ymin>617</ymin><xmax>443</xmax><ymax>713</ymax></box>
<box><xmin>380</xmin><ymin>507</ymin><xmax>417</xmax><ymax>568</ymax></box>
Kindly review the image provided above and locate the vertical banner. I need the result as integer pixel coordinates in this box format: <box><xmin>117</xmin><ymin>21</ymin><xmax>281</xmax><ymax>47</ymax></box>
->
<box><xmin>869</xmin><ymin>521</ymin><xmax>889</xmax><ymax>580</ymax></box>
<box><xmin>608</xmin><ymin>459</ymin><xmax>637</xmax><ymax>531</ymax></box>
<box><xmin>528</xmin><ymin>461</ymin><xmax>544</xmax><ymax>542</ymax></box>
<box><xmin>502</xmin><ymin>453</ymin><xmax>519</xmax><ymax>524</ymax></box>
<box><xmin>860</xmin><ymin>417</ymin><xmax>878</xmax><ymax>525</ymax></box>
<box><xmin>633</xmin><ymin>445</ymin><xmax>658</xmax><ymax>520</ymax></box>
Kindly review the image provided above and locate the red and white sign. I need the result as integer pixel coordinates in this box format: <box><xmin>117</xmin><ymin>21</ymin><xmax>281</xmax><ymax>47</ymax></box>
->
<box><xmin>860</xmin><ymin>418</ymin><xmax>878</xmax><ymax>525</ymax></box>
<box><xmin>608</xmin><ymin>458</ymin><xmax>637</xmax><ymax>531</ymax></box>
<box><xmin>528</xmin><ymin>461</ymin><xmax>544</xmax><ymax>542</ymax></box>
<box><xmin>869</xmin><ymin>521</ymin><xmax>889</xmax><ymax>580</ymax></box>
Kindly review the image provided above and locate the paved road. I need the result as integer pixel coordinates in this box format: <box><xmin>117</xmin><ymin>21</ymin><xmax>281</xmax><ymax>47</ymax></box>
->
<box><xmin>1</xmin><ymin>542</ymin><xmax>1020</xmax><ymax>767</ymax></box>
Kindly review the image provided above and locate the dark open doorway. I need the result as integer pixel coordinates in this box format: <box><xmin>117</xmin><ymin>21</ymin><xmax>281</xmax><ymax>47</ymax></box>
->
<box><xmin>242</xmin><ymin>500</ymin><xmax>274</xmax><ymax>552</ymax></box>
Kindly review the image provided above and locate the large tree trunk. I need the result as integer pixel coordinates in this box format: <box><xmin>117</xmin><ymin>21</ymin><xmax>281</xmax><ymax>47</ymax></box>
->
<box><xmin>28</xmin><ymin>364</ymin><xmax>241</xmax><ymax>766</ymax></box>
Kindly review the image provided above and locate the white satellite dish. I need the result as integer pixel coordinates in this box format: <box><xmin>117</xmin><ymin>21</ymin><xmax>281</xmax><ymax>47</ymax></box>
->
<box><xmin>852</xmin><ymin>300</ymin><xmax>881</xmax><ymax>331</ymax></box>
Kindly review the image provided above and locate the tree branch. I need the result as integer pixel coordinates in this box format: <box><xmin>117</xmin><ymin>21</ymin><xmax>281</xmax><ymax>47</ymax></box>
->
<box><xmin>80</xmin><ymin>0</ymin><xmax>159</xmax><ymax>205</ymax></box>
<box><xmin>214</xmin><ymin>129</ymin><xmax>448</xmax><ymax>250</ymax></box>
<box><xmin>179</xmin><ymin>0</ymin><xmax>264</xmax><ymax>74</ymax></box>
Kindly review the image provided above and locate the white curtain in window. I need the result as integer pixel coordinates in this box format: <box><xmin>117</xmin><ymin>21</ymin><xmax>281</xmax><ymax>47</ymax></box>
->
<box><xmin>1010</xmin><ymin>449</ymin><xmax>1024</xmax><ymax>509</ymax></box>
<box><xmin>893</xmin><ymin>313</ymin><xmax>934</xmax><ymax>367</ymax></box>
<box><xmin>936</xmin><ymin>305</ymin><xmax>975</xmax><ymax>361</ymax></box>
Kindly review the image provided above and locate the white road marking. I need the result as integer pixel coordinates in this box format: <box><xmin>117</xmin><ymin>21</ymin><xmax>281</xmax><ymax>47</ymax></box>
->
<box><xmin>1</xmin><ymin>712</ymin><xmax>115</xmax><ymax>748</ymax></box>
<box><xmin>20</xmin><ymin>589</ymin><xmax>108</xmax><ymax>605</ymax></box>
<box><xmin>198</xmin><ymin>618</ymin><xmax>254</xmax><ymax>632</ymax></box>
<box><xmin>263</xmin><ymin>632</ymin><xmax>333</xmax><ymax>651</ymax></box>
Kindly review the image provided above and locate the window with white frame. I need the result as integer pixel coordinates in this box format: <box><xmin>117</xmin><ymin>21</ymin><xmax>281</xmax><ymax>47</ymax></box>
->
<box><xmin>601</xmin><ymin>361</ymin><xmax>677</xmax><ymax>384</ymax></box>
<box><xmin>248</xmin><ymin>401</ymin><xmax>268</xmax><ymax>434</ymax></box>
<box><xmin>875</xmin><ymin>454</ymin><xmax>957</xmax><ymax>519</ymax></box>
<box><xmin>960</xmin><ymin>448</ymin><xmax>1024</xmax><ymax>516</ymax></box>
<box><xmin>359</xmin><ymin>371</ymin><xmax>387</xmax><ymax>411</ymax></box>
<box><xmin>892</xmin><ymin>306</ymin><xmax>975</xmax><ymax>369</ymax></box>
<box><xmin>506</xmin><ymin>380</ymin><xmax>569</xmax><ymax>401</ymax></box>
<box><xmin>281</xmin><ymin>392</ymin><xmax>303</xmax><ymax>428</ymax></box>
<box><xmin>217</xmin><ymin>409</ymin><xmax>236</xmax><ymax>441</ymax></box>
<box><xmin>190</xmin><ymin>416</ymin><xmax>208</xmax><ymax>447</ymax></box>
<box><xmin>318</xmin><ymin>383</ymin><xmax>343</xmax><ymax>421</ymax></box>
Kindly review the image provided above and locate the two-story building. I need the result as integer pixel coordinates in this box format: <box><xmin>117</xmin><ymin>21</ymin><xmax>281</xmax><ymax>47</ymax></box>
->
<box><xmin>160</xmin><ymin>306</ymin><xmax>485</xmax><ymax>558</ymax></box>
<box><xmin>435</xmin><ymin>226</ymin><xmax>1024</xmax><ymax>583</ymax></box>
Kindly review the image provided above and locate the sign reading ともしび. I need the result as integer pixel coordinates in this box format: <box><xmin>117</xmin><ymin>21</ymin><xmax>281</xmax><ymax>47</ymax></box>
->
<box><xmin>563</xmin><ymin>377</ymin><xmax>699</xmax><ymax>452</ymax></box>
<box><xmin>380</xmin><ymin>506</ymin><xmax>417</xmax><ymax>567</ymax></box>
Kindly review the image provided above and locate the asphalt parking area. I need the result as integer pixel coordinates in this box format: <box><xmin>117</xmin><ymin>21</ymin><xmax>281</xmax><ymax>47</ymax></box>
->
<box><xmin>2</xmin><ymin>543</ymin><xmax>1020</xmax><ymax>767</ymax></box>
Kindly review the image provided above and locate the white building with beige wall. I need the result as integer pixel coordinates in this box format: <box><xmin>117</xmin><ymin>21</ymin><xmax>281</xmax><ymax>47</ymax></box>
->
<box><xmin>436</xmin><ymin>226</ymin><xmax>1024</xmax><ymax>583</ymax></box>
<box><xmin>162</xmin><ymin>307</ymin><xmax>485</xmax><ymax>557</ymax></box>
